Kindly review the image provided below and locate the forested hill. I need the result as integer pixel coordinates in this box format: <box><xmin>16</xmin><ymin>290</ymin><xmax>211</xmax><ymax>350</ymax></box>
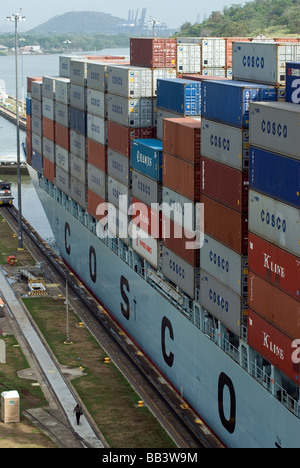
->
<box><xmin>176</xmin><ymin>0</ymin><xmax>300</xmax><ymax>37</ymax></box>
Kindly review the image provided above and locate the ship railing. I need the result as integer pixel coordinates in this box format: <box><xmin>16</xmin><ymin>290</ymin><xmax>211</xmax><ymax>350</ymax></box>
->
<box><xmin>275</xmin><ymin>384</ymin><xmax>299</xmax><ymax>419</ymax></box>
<box><xmin>222</xmin><ymin>336</ymin><xmax>239</xmax><ymax>364</ymax></box>
<box><xmin>250</xmin><ymin>361</ymin><xmax>272</xmax><ymax>392</ymax></box>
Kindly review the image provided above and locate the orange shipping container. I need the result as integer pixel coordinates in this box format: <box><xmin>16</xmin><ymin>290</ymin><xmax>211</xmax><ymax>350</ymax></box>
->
<box><xmin>88</xmin><ymin>189</ymin><xmax>106</xmax><ymax>220</ymax></box>
<box><xmin>107</xmin><ymin>121</ymin><xmax>155</xmax><ymax>157</ymax></box>
<box><xmin>225</xmin><ymin>37</ymin><xmax>251</xmax><ymax>68</ymax></box>
<box><xmin>26</xmin><ymin>115</ymin><xmax>32</xmax><ymax>132</ymax></box>
<box><xmin>87</xmin><ymin>139</ymin><xmax>107</xmax><ymax>172</ymax></box>
<box><xmin>27</xmin><ymin>76</ymin><xmax>42</xmax><ymax>93</ymax></box>
<box><xmin>163</xmin><ymin>152</ymin><xmax>200</xmax><ymax>201</ymax></box>
<box><xmin>163</xmin><ymin>118</ymin><xmax>201</xmax><ymax>164</ymax></box>
<box><xmin>55</xmin><ymin>123</ymin><xmax>70</xmax><ymax>150</ymax></box>
<box><xmin>162</xmin><ymin>218</ymin><xmax>199</xmax><ymax>266</ymax></box>
<box><xmin>43</xmin><ymin>117</ymin><xmax>55</xmax><ymax>141</ymax></box>
<box><xmin>43</xmin><ymin>158</ymin><xmax>55</xmax><ymax>183</ymax></box>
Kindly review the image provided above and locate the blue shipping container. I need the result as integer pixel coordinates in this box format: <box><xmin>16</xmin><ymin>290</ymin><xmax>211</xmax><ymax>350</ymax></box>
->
<box><xmin>131</xmin><ymin>139</ymin><xmax>163</xmax><ymax>182</ymax></box>
<box><xmin>157</xmin><ymin>79</ymin><xmax>201</xmax><ymax>116</ymax></box>
<box><xmin>249</xmin><ymin>146</ymin><xmax>300</xmax><ymax>208</ymax></box>
<box><xmin>286</xmin><ymin>62</ymin><xmax>300</xmax><ymax>104</ymax></box>
<box><xmin>201</xmin><ymin>80</ymin><xmax>276</xmax><ymax>128</ymax></box>
<box><xmin>31</xmin><ymin>150</ymin><xmax>43</xmax><ymax>174</ymax></box>
<box><xmin>26</xmin><ymin>97</ymin><xmax>32</xmax><ymax>116</ymax></box>
<box><xmin>69</xmin><ymin>107</ymin><xmax>87</xmax><ymax>136</ymax></box>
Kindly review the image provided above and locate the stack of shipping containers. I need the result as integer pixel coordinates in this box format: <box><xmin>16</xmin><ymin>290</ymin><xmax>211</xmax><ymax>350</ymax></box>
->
<box><xmin>200</xmin><ymin>70</ymin><xmax>277</xmax><ymax>336</ymax></box>
<box><xmin>30</xmin><ymin>79</ymin><xmax>43</xmax><ymax>174</ymax></box>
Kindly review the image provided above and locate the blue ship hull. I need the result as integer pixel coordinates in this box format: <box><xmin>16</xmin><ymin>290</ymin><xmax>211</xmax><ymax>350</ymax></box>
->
<box><xmin>29</xmin><ymin>166</ymin><xmax>300</xmax><ymax>448</ymax></box>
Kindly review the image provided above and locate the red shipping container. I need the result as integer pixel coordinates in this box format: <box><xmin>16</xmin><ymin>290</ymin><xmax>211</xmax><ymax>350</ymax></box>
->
<box><xmin>131</xmin><ymin>197</ymin><xmax>161</xmax><ymax>239</ymax></box>
<box><xmin>248</xmin><ymin>271</ymin><xmax>300</xmax><ymax>340</ymax></box>
<box><xmin>249</xmin><ymin>233</ymin><xmax>300</xmax><ymax>301</ymax></box>
<box><xmin>201</xmin><ymin>195</ymin><xmax>248</xmax><ymax>255</ymax></box>
<box><xmin>43</xmin><ymin>157</ymin><xmax>55</xmax><ymax>183</ymax></box>
<box><xmin>273</xmin><ymin>38</ymin><xmax>299</xmax><ymax>43</ymax></box>
<box><xmin>248</xmin><ymin>309</ymin><xmax>300</xmax><ymax>386</ymax></box>
<box><xmin>87</xmin><ymin>139</ymin><xmax>107</xmax><ymax>172</ymax></box>
<box><xmin>43</xmin><ymin>117</ymin><xmax>55</xmax><ymax>141</ymax></box>
<box><xmin>130</xmin><ymin>38</ymin><xmax>177</xmax><ymax>68</ymax></box>
<box><xmin>163</xmin><ymin>118</ymin><xmax>201</xmax><ymax>164</ymax></box>
<box><xmin>26</xmin><ymin>115</ymin><xmax>32</xmax><ymax>132</ymax></box>
<box><xmin>225</xmin><ymin>37</ymin><xmax>251</xmax><ymax>68</ymax></box>
<box><xmin>201</xmin><ymin>157</ymin><xmax>249</xmax><ymax>213</ymax></box>
<box><xmin>88</xmin><ymin>189</ymin><xmax>106</xmax><ymax>220</ymax></box>
<box><xmin>107</xmin><ymin>121</ymin><xmax>155</xmax><ymax>157</ymax></box>
<box><xmin>27</xmin><ymin>76</ymin><xmax>42</xmax><ymax>93</ymax></box>
<box><xmin>163</xmin><ymin>152</ymin><xmax>201</xmax><ymax>201</ymax></box>
<box><xmin>55</xmin><ymin>123</ymin><xmax>70</xmax><ymax>150</ymax></box>
<box><xmin>162</xmin><ymin>218</ymin><xmax>199</xmax><ymax>266</ymax></box>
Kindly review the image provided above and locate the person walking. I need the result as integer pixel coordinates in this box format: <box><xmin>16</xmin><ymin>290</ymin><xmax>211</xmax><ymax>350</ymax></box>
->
<box><xmin>74</xmin><ymin>403</ymin><xmax>83</xmax><ymax>425</ymax></box>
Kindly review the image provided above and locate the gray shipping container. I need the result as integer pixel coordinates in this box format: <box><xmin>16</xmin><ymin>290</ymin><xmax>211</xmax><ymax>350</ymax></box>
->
<box><xmin>42</xmin><ymin>76</ymin><xmax>56</xmax><ymax>99</ymax></box>
<box><xmin>88</xmin><ymin>164</ymin><xmax>106</xmax><ymax>200</ymax></box>
<box><xmin>132</xmin><ymin>170</ymin><xmax>162</xmax><ymax>206</ymax></box>
<box><xmin>107</xmin><ymin>65</ymin><xmax>152</xmax><ymax>98</ymax></box>
<box><xmin>55</xmin><ymin>77</ymin><xmax>70</xmax><ymax>105</ymax></box>
<box><xmin>156</xmin><ymin>107</ymin><xmax>183</xmax><ymax>140</ymax></box>
<box><xmin>249</xmin><ymin>189</ymin><xmax>300</xmax><ymax>257</ymax></box>
<box><xmin>249</xmin><ymin>101</ymin><xmax>300</xmax><ymax>161</ymax></box>
<box><xmin>107</xmin><ymin>94</ymin><xmax>152</xmax><ymax>128</ymax></box>
<box><xmin>70</xmin><ymin>59</ymin><xmax>87</xmax><ymax>86</ymax></box>
<box><xmin>201</xmin><ymin>118</ymin><xmax>249</xmax><ymax>171</ymax></box>
<box><xmin>200</xmin><ymin>234</ymin><xmax>248</xmax><ymax>297</ymax></box>
<box><xmin>70</xmin><ymin>154</ymin><xmax>86</xmax><ymax>184</ymax></box>
<box><xmin>32</xmin><ymin>133</ymin><xmax>42</xmax><ymax>154</ymax></box>
<box><xmin>107</xmin><ymin>176</ymin><xmax>129</xmax><ymax>214</ymax></box>
<box><xmin>55</xmin><ymin>102</ymin><xmax>69</xmax><ymax>128</ymax></box>
<box><xmin>31</xmin><ymin>116</ymin><xmax>43</xmax><ymax>137</ymax></box>
<box><xmin>70</xmin><ymin>130</ymin><xmax>86</xmax><ymax>160</ymax></box>
<box><xmin>43</xmin><ymin>138</ymin><xmax>55</xmax><ymax>163</ymax></box>
<box><xmin>152</xmin><ymin>69</ymin><xmax>177</xmax><ymax>96</ymax></box>
<box><xmin>232</xmin><ymin>42</ymin><xmax>300</xmax><ymax>85</ymax></box>
<box><xmin>199</xmin><ymin>270</ymin><xmax>244</xmax><ymax>337</ymax></box>
<box><xmin>31</xmin><ymin>81</ymin><xmax>42</xmax><ymax>101</ymax></box>
<box><xmin>55</xmin><ymin>167</ymin><xmax>69</xmax><ymax>195</ymax></box>
<box><xmin>70</xmin><ymin>177</ymin><xmax>86</xmax><ymax>208</ymax></box>
<box><xmin>107</xmin><ymin>148</ymin><xmax>130</xmax><ymax>186</ymax></box>
<box><xmin>42</xmin><ymin>97</ymin><xmax>55</xmax><ymax>121</ymax></box>
<box><xmin>55</xmin><ymin>145</ymin><xmax>69</xmax><ymax>172</ymax></box>
<box><xmin>87</xmin><ymin>89</ymin><xmax>105</xmax><ymax>118</ymax></box>
<box><xmin>162</xmin><ymin>186</ymin><xmax>195</xmax><ymax>231</ymax></box>
<box><xmin>31</xmin><ymin>98</ymin><xmax>42</xmax><ymax>119</ymax></box>
<box><xmin>87</xmin><ymin>62</ymin><xmax>107</xmax><ymax>91</ymax></box>
<box><xmin>70</xmin><ymin>84</ymin><xmax>86</xmax><ymax>111</ymax></box>
<box><xmin>87</xmin><ymin>114</ymin><xmax>106</xmax><ymax>145</ymax></box>
<box><xmin>162</xmin><ymin>246</ymin><xmax>199</xmax><ymax>298</ymax></box>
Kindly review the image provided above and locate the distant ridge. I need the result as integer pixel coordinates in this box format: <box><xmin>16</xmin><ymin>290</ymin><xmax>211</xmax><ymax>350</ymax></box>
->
<box><xmin>28</xmin><ymin>11</ymin><xmax>126</xmax><ymax>35</ymax></box>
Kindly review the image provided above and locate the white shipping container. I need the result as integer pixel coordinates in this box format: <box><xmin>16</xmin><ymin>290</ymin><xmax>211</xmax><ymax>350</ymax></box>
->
<box><xmin>55</xmin><ymin>145</ymin><xmax>69</xmax><ymax>172</ymax></box>
<box><xmin>132</xmin><ymin>225</ymin><xmax>159</xmax><ymax>268</ymax></box>
<box><xmin>162</xmin><ymin>246</ymin><xmax>198</xmax><ymax>298</ymax></box>
<box><xmin>43</xmin><ymin>138</ymin><xmax>55</xmax><ymax>163</ymax></box>
<box><xmin>87</xmin><ymin>164</ymin><xmax>106</xmax><ymax>200</ymax></box>
<box><xmin>132</xmin><ymin>170</ymin><xmax>161</xmax><ymax>206</ymax></box>
<box><xmin>202</xmin><ymin>38</ymin><xmax>226</xmax><ymax>68</ymax></box>
<box><xmin>177</xmin><ymin>44</ymin><xmax>201</xmax><ymax>74</ymax></box>
<box><xmin>55</xmin><ymin>167</ymin><xmax>69</xmax><ymax>194</ymax></box>
<box><xmin>152</xmin><ymin>69</ymin><xmax>177</xmax><ymax>96</ymax></box>
<box><xmin>87</xmin><ymin>89</ymin><xmax>105</xmax><ymax>118</ymax></box>
<box><xmin>107</xmin><ymin>148</ymin><xmax>130</xmax><ymax>186</ymax></box>
<box><xmin>70</xmin><ymin>154</ymin><xmax>86</xmax><ymax>184</ymax></box>
<box><xmin>162</xmin><ymin>186</ymin><xmax>195</xmax><ymax>231</ymax></box>
<box><xmin>31</xmin><ymin>98</ymin><xmax>42</xmax><ymax>119</ymax></box>
<box><xmin>232</xmin><ymin>42</ymin><xmax>300</xmax><ymax>85</ymax></box>
<box><xmin>42</xmin><ymin>76</ymin><xmax>56</xmax><ymax>99</ymax></box>
<box><xmin>201</xmin><ymin>118</ymin><xmax>249</xmax><ymax>171</ymax></box>
<box><xmin>249</xmin><ymin>190</ymin><xmax>300</xmax><ymax>258</ymax></box>
<box><xmin>70</xmin><ymin>177</ymin><xmax>86</xmax><ymax>208</ymax></box>
<box><xmin>59</xmin><ymin>56</ymin><xmax>73</xmax><ymax>78</ymax></box>
<box><xmin>55</xmin><ymin>77</ymin><xmax>70</xmax><ymax>105</ymax></box>
<box><xmin>107</xmin><ymin>176</ymin><xmax>129</xmax><ymax>214</ymax></box>
<box><xmin>249</xmin><ymin>101</ymin><xmax>300</xmax><ymax>161</ymax></box>
<box><xmin>87</xmin><ymin>114</ymin><xmax>106</xmax><ymax>145</ymax></box>
<box><xmin>70</xmin><ymin>130</ymin><xmax>86</xmax><ymax>160</ymax></box>
<box><xmin>70</xmin><ymin>59</ymin><xmax>88</xmax><ymax>85</ymax></box>
<box><xmin>156</xmin><ymin>108</ymin><xmax>184</xmax><ymax>140</ymax></box>
<box><xmin>87</xmin><ymin>62</ymin><xmax>107</xmax><ymax>91</ymax></box>
<box><xmin>200</xmin><ymin>234</ymin><xmax>248</xmax><ymax>297</ymax></box>
<box><xmin>70</xmin><ymin>84</ymin><xmax>86</xmax><ymax>111</ymax></box>
<box><xmin>107</xmin><ymin>65</ymin><xmax>152</xmax><ymax>98</ymax></box>
<box><xmin>107</xmin><ymin>94</ymin><xmax>152</xmax><ymax>128</ymax></box>
<box><xmin>55</xmin><ymin>102</ymin><xmax>69</xmax><ymax>128</ymax></box>
<box><xmin>42</xmin><ymin>97</ymin><xmax>55</xmax><ymax>121</ymax></box>
<box><xmin>31</xmin><ymin>116</ymin><xmax>43</xmax><ymax>137</ymax></box>
<box><xmin>31</xmin><ymin>81</ymin><xmax>42</xmax><ymax>101</ymax></box>
<box><xmin>201</xmin><ymin>68</ymin><xmax>226</xmax><ymax>77</ymax></box>
<box><xmin>32</xmin><ymin>133</ymin><xmax>42</xmax><ymax>154</ymax></box>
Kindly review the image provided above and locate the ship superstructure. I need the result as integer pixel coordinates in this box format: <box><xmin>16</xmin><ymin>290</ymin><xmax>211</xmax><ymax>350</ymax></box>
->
<box><xmin>25</xmin><ymin>38</ymin><xmax>300</xmax><ymax>448</ymax></box>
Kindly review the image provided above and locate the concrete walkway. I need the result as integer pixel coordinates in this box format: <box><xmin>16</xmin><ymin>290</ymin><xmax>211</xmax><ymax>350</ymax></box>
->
<box><xmin>0</xmin><ymin>268</ymin><xmax>104</xmax><ymax>448</ymax></box>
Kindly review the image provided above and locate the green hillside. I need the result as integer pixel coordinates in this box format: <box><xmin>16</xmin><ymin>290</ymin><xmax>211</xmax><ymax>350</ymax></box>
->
<box><xmin>176</xmin><ymin>0</ymin><xmax>300</xmax><ymax>37</ymax></box>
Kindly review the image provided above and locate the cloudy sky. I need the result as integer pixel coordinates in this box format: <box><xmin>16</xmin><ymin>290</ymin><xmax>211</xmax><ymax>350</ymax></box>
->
<box><xmin>2</xmin><ymin>0</ymin><xmax>247</xmax><ymax>31</ymax></box>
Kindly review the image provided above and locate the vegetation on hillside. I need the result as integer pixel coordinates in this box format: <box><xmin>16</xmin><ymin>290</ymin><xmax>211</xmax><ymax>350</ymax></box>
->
<box><xmin>175</xmin><ymin>0</ymin><xmax>300</xmax><ymax>37</ymax></box>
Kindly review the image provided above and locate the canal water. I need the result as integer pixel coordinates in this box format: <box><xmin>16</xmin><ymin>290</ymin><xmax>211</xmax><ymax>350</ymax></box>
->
<box><xmin>0</xmin><ymin>48</ymin><xmax>129</xmax><ymax>247</ymax></box>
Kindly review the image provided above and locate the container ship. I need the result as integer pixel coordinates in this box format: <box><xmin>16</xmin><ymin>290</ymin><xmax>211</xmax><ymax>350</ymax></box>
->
<box><xmin>24</xmin><ymin>38</ymin><xmax>300</xmax><ymax>448</ymax></box>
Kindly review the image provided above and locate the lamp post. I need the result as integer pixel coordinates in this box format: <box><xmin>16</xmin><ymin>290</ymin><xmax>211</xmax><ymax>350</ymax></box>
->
<box><xmin>63</xmin><ymin>40</ymin><xmax>71</xmax><ymax>53</ymax></box>
<box><xmin>6</xmin><ymin>10</ymin><xmax>26</xmax><ymax>250</ymax></box>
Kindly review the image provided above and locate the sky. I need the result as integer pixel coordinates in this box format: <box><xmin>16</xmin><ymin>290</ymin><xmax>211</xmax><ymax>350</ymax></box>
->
<box><xmin>1</xmin><ymin>0</ymin><xmax>247</xmax><ymax>32</ymax></box>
